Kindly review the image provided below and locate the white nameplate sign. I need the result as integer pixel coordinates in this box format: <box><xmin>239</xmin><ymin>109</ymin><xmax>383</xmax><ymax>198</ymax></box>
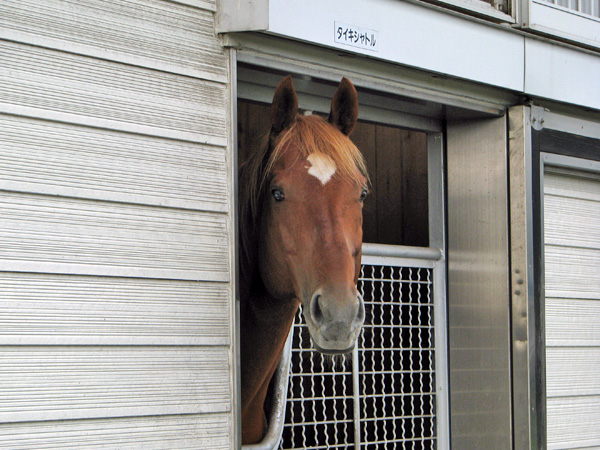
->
<box><xmin>334</xmin><ymin>22</ymin><xmax>379</xmax><ymax>52</ymax></box>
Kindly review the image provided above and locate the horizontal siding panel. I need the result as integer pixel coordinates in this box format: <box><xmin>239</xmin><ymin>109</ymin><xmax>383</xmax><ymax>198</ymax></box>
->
<box><xmin>0</xmin><ymin>413</ymin><xmax>229</xmax><ymax>449</ymax></box>
<box><xmin>0</xmin><ymin>192</ymin><xmax>229</xmax><ymax>281</ymax></box>
<box><xmin>1</xmin><ymin>0</ymin><xmax>232</xmax><ymax>443</ymax></box>
<box><xmin>0</xmin><ymin>273</ymin><xmax>230</xmax><ymax>346</ymax></box>
<box><xmin>544</xmin><ymin>193</ymin><xmax>600</xmax><ymax>250</ymax></box>
<box><xmin>0</xmin><ymin>0</ymin><xmax>225</xmax><ymax>81</ymax></box>
<box><xmin>173</xmin><ymin>0</ymin><xmax>216</xmax><ymax>10</ymax></box>
<box><xmin>546</xmin><ymin>297</ymin><xmax>600</xmax><ymax>346</ymax></box>
<box><xmin>545</xmin><ymin>170</ymin><xmax>600</xmax><ymax>450</ymax></box>
<box><xmin>544</xmin><ymin>170</ymin><xmax>600</xmax><ymax>203</ymax></box>
<box><xmin>0</xmin><ymin>115</ymin><xmax>228</xmax><ymax>212</ymax></box>
<box><xmin>546</xmin><ymin>347</ymin><xmax>600</xmax><ymax>397</ymax></box>
<box><xmin>547</xmin><ymin>396</ymin><xmax>600</xmax><ymax>450</ymax></box>
<box><xmin>545</xmin><ymin>245</ymin><xmax>600</xmax><ymax>300</ymax></box>
<box><xmin>0</xmin><ymin>347</ymin><xmax>231</xmax><ymax>423</ymax></box>
<box><xmin>0</xmin><ymin>41</ymin><xmax>227</xmax><ymax>145</ymax></box>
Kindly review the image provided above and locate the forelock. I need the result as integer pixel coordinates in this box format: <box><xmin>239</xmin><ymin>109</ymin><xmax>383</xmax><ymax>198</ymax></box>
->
<box><xmin>267</xmin><ymin>115</ymin><xmax>368</xmax><ymax>185</ymax></box>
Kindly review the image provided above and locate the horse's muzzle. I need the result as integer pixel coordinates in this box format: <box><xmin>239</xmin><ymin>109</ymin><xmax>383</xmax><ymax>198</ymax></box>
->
<box><xmin>304</xmin><ymin>288</ymin><xmax>365</xmax><ymax>354</ymax></box>
<box><xmin>313</xmin><ymin>342</ymin><xmax>355</xmax><ymax>355</ymax></box>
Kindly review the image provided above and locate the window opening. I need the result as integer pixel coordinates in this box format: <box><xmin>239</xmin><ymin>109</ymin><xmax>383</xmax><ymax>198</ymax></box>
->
<box><xmin>238</xmin><ymin>78</ymin><xmax>446</xmax><ymax>449</ymax></box>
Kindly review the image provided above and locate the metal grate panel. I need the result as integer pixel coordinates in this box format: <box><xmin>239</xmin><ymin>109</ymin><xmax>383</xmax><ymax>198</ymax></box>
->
<box><xmin>278</xmin><ymin>262</ymin><xmax>438</xmax><ymax>449</ymax></box>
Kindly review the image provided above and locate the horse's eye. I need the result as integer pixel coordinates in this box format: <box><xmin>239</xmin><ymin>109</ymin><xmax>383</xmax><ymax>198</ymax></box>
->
<box><xmin>272</xmin><ymin>189</ymin><xmax>285</xmax><ymax>202</ymax></box>
<box><xmin>360</xmin><ymin>188</ymin><xmax>368</xmax><ymax>202</ymax></box>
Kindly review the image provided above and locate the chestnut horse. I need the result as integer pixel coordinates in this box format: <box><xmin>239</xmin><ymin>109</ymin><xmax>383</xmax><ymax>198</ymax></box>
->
<box><xmin>239</xmin><ymin>76</ymin><xmax>368</xmax><ymax>444</ymax></box>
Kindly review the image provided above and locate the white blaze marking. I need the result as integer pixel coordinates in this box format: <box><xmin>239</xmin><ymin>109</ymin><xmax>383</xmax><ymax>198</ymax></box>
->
<box><xmin>307</xmin><ymin>153</ymin><xmax>337</xmax><ymax>185</ymax></box>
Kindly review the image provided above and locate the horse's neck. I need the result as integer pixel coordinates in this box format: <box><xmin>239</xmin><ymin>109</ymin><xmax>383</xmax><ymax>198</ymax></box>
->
<box><xmin>240</xmin><ymin>280</ymin><xmax>299</xmax><ymax>385</ymax></box>
<box><xmin>240</xmin><ymin>280</ymin><xmax>299</xmax><ymax>443</ymax></box>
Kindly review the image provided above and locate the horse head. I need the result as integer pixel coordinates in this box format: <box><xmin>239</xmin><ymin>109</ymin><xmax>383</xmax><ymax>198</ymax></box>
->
<box><xmin>256</xmin><ymin>76</ymin><xmax>368</xmax><ymax>354</ymax></box>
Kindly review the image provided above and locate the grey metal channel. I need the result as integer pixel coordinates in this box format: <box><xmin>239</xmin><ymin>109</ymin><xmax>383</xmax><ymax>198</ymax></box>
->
<box><xmin>274</xmin><ymin>251</ymin><xmax>441</xmax><ymax>450</ymax></box>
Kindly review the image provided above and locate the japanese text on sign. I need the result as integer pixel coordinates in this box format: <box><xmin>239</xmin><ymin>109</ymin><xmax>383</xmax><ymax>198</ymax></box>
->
<box><xmin>334</xmin><ymin>22</ymin><xmax>379</xmax><ymax>52</ymax></box>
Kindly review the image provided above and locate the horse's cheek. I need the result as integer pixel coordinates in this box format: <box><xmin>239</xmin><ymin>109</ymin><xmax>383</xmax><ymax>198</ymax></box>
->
<box><xmin>274</xmin><ymin>208</ymin><xmax>301</xmax><ymax>255</ymax></box>
<box><xmin>258</xmin><ymin>250</ymin><xmax>290</xmax><ymax>300</ymax></box>
<box><xmin>258</xmin><ymin>213</ymin><xmax>296</xmax><ymax>298</ymax></box>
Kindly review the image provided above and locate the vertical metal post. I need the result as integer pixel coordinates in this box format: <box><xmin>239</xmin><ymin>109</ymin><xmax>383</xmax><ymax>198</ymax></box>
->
<box><xmin>429</xmin><ymin>131</ymin><xmax>450</xmax><ymax>450</ymax></box>
<box><xmin>352</xmin><ymin>342</ymin><xmax>361</xmax><ymax>449</ymax></box>
<box><xmin>228</xmin><ymin>48</ymin><xmax>242</xmax><ymax>450</ymax></box>
<box><xmin>433</xmin><ymin>259</ymin><xmax>450</xmax><ymax>450</ymax></box>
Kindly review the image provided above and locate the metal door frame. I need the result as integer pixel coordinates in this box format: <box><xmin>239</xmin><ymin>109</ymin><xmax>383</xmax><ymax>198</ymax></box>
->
<box><xmin>509</xmin><ymin>105</ymin><xmax>600</xmax><ymax>450</ymax></box>
<box><xmin>234</xmin><ymin>50</ymin><xmax>451</xmax><ymax>448</ymax></box>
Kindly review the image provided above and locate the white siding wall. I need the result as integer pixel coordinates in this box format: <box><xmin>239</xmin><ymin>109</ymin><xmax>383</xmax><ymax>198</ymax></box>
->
<box><xmin>0</xmin><ymin>0</ymin><xmax>233</xmax><ymax>448</ymax></box>
<box><xmin>544</xmin><ymin>169</ymin><xmax>600</xmax><ymax>450</ymax></box>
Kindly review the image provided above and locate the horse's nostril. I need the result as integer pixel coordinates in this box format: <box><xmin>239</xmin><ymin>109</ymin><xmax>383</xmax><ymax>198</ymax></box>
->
<box><xmin>356</xmin><ymin>297</ymin><xmax>365</xmax><ymax>322</ymax></box>
<box><xmin>311</xmin><ymin>295</ymin><xmax>324</xmax><ymax>323</ymax></box>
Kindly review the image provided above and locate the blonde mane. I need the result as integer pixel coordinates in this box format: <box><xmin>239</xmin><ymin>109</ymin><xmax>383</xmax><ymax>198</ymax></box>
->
<box><xmin>239</xmin><ymin>114</ymin><xmax>369</xmax><ymax>293</ymax></box>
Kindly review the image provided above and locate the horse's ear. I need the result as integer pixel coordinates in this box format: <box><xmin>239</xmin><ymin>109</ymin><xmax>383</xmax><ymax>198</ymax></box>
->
<box><xmin>329</xmin><ymin>77</ymin><xmax>358</xmax><ymax>136</ymax></box>
<box><xmin>271</xmin><ymin>75</ymin><xmax>298</xmax><ymax>134</ymax></box>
